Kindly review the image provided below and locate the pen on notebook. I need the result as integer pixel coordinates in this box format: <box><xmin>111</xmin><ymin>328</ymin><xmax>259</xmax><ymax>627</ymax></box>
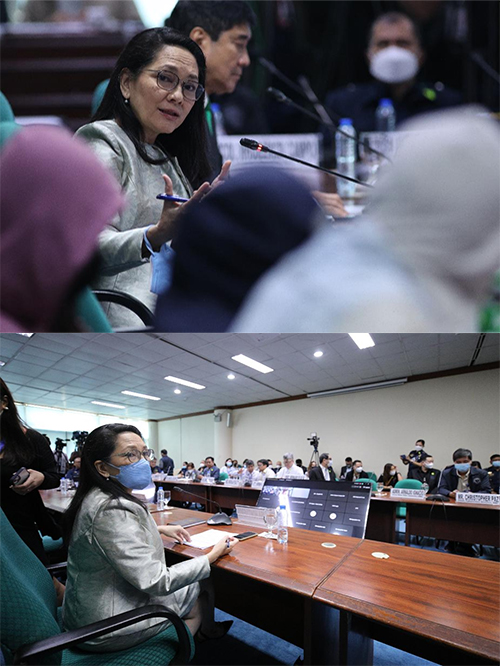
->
<box><xmin>226</xmin><ymin>538</ymin><xmax>230</xmax><ymax>548</ymax></box>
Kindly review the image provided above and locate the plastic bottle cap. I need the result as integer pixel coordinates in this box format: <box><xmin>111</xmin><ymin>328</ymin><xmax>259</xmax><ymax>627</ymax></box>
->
<box><xmin>380</xmin><ymin>98</ymin><xmax>393</xmax><ymax>106</ymax></box>
<box><xmin>339</xmin><ymin>118</ymin><xmax>353</xmax><ymax>125</ymax></box>
<box><xmin>279</xmin><ymin>505</ymin><xmax>286</xmax><ymax>509</ymax></box>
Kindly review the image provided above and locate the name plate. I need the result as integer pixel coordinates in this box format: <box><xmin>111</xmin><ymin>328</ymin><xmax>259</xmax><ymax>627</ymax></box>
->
<box><xmin>390</xmin><ymin>488</ymin><xmax>427</xmax><ymax>499</ymax></box>
<box><xmin>456</xmin><ymin>492</ymin><xmax>500</xmax><ymax>505</ymax></box>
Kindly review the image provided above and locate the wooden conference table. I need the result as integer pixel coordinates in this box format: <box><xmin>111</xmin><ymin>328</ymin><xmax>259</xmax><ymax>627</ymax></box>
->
<box><xmin>39</xmin><ymin>490</ymin><xmax>500</xmax><ymax>664</ymax></box>
<box><xmin>154</xmin><ymin>478</ymin><xmax>500</xmax><ymax>548</ymax></box>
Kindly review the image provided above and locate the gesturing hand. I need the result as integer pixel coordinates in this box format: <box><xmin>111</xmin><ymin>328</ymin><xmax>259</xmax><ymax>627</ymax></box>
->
<box><xmin>157</xmin><ymin>524</ymin><xmax>192</xmax><ymax>543</ymax></box>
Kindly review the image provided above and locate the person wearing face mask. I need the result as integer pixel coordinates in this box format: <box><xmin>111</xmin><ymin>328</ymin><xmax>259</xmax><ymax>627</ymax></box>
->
<box><xmin>177</xmin><ymin>461</ymin><xmax>189</xmax><ymax>477</ymax></box>
<box><xmin>324</xmin><ymin>12</ymin><xmax>462</xmax><ymax>134</ymax></box>
<box><xmin>486</xmin><ymin>454</ymin><xmax>500</xmax><ymax>494</ymax></box>
<box><xmin>345</xmin><ymin>460</ymin><xmax>369</xmax><ymax>483</ymax></box>
<box><xmin>412</xmin><ymin>456</ymin><xmax>440</xmax><ymax>494</ymax></box>
<box><xmin>220</xmin><ymin>458</ymin><xmax>238</xmax><ymax>478</ymax></box>
<box><xmin>340</xmin><ymin>457</ymin><xmax>353</xmax><ymax>480</ymax></box>
<box><xmin>401</xmin><ymin>439</ymin><xmax>430</xmax><ymax>479</ymax></box>
<box><xmin>437</xmin><ymin>448</ymin><xmax>491</xmax><ymax>499</ymax></box>
<box><xmin>63</xmin><ymin>424</ymin><xmax>237</xmax><ymax>651</ymax></box>
<box><xmin>378</xmin><ymin>463</ymin><xmax>402</xmax><ymax>490</ymax></box>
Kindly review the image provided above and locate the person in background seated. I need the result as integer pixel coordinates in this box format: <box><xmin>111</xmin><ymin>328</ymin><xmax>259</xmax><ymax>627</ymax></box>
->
<box><xmin>345</xmin><ymin>460</ymin><xmax>369</xmax><ymax>482</ymax></box>
<box><xmin>471</xmin><ymin>460</ymin><xmax>482</xmax><ymax>469</ymax></box>
<box><xmin>402</xmin><ymin>439</ymin><xmax>430</xmax><ymax>479</ymax></box>
<box><xmin>257</xmin><ymin>459</ymin><xmax>275</xmax><ymax>482</ymax></box>
<box><xmin>273</xmin><ymin>460</ymin><xmax>282</xmax><ymax>473</ymax></box>
<box><xmin>149</xmin><ymin>457</ymin><xmax>161</xmax><ymax>474</ymax></box>
<box><xmin>184</xmin><ymin>463</ymin><xmax>197</xmax><ymax>481</ymax></box>
<box><xmin>177</xmin><ymin>461</ymin><xmax>189</xmax><ymax>477</ymax></box>
<box><xmin>240</xmin><ymin>460</ymin><xmax>259</xmax><ymax>486</ymax></box>
<box><xmin>196</xmin><ymin>457</ymin><xmax>220</xmax><ymax>481</ymax></box>
<box><xmin>159</xmin><ymin>449</ymin><xmax>174</xmax><ymax>475</ymax></box>
<box><xmin>63</xmin><ymin>424</ymin><xmax>237</xmax><ymax>651</ymax></box>
<box><xmin>295</xmin><ymin>459</ymin><xmax>307</xmax><ymax>474</ymax></box>
<box><xmin>65</xmin><ymin>457</ymin><xmax>81</xmax><ymax>484</ymax></box>
<box><xmin>0</xmin><ymin>127</ymin><xmax>123</xmax><ymax>333</ymax></box>
<box><xmin>276</xmin><ymin>453</ymin><xmax>304</xmax><ymax>479</ymax></box>
<box><xmin>306</xmin><ymin>461</ymin><xmax>317</xmax><ymax>477</ymax></box>
<box><xmin>486</xmin><ymin>454</ymin><xmax>500</xmax><ymax>493</ymax></box>
<box><xmin>324</xmin><ymin>11</ymin><xmax>462</xmax><ymax>134</ymax></box>
<box><xmin>308</xmin><ymin>453</ymin><xmax>336</xmax><ymax>482</ymax></box>
<box><xmin>378</xmin><ymin>463</ymin><xmax>402</xmax><ymax>490</ymax></box>
<box><xmin>437</xmin><ymin>448</ymin><xmax>491</xmax><ymax>498</ymax></box>
<box><xmin>232</xmin><ymin>459</ymin><xmax>242</xmax><ymax>469</ymax></box>
<box><xmin>340</xmin><ymin>457</ymin><xmax>353</xmax><ymax>479</ymax></box>
<box><xmin>220</xmin><ymin>458</ymin><xmax>238</xmax><ymax>478</ymax></box>
<box><xmin>413</xmin><ymin>456</ymin><xmax>440</xmax><ymax>493</ymax></box>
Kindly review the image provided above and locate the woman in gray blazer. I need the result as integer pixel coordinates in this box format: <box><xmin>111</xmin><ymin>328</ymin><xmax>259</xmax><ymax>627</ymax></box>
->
<box><xmin>62</xmin><ymin>423</ymin><xmax>237</xmax><ymax>652</ymax></box>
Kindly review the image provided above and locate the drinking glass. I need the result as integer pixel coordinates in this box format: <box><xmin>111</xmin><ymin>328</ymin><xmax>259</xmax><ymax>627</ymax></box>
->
<box><xmin>376</xmin><ymin>482</ymin><xmax>384</xmax><ymax>496</ymax></box>
<box><xmin>263</xmin><ymin>508</ymin><xmax>277</xmax><ymax>538</ymax></box>
<box><xmin>164</xmin><ymin>490</ymin><xmax>171</xmax><ymax>507</ymax></box>
<box><xmin>422</xmin><ymin>483</ymin><xmax>429</xmax><ymax>494</ymax></box>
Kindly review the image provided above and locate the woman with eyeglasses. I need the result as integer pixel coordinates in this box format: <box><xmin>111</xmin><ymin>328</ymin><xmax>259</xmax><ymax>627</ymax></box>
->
<box><xmin>63</xmin><ymin>423</ymin><xmax>237</xmax><ymax>652</ymax></box>
<box><xmin>77</xmin><ymin>28</ymin><xmax>229</xmax><ymax>328</ymax></box>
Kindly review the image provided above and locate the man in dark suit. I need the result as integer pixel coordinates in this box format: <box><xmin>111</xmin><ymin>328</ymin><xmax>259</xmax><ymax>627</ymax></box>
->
<box><xmin>166</xmin><ymin>1</ymin><xmax>256</xmax><ymax>182</ymax></box>
<box><xmin>340</xmin><ymin>457</ymin><xmax>353</xmax><ymax>479</ymax></box>
<box><xmin>345</xmin><ymin>460</ymin><xmax>369</xmax><ymax>482</ymax></box>
<box><xmin>412</xmin><ymin>456</ymin><xmax>440</xmax><ymax>494</ymax></box>
<box><xmin>486</xmin><ymin>454</ymin><xmax>500</xmax><ymax>494</ymax></box>
<box><xmin>437</xmin><ymin>448</ymin><xmax>491</xmax><ymax>498</ymax></box>
<box><xmin>159</xmin><ymin>449</ymin><xmax>174</xmax><ymax>475</ymax></box>
<box><xmin>309</xmin><ymin>453</ymin><xmax>336</xmax><ymax>482</ymax></box>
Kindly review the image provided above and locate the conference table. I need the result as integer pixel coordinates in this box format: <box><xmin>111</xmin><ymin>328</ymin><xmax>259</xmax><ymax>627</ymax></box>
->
<box><xmin>153</xmin><ymin>478</ymin><xmax>500</xmax><ymax>548</ymax></box>
<box><xmin>39</xmin><ymin>489</ymin><xmax>500</xmax><ymax>664</ymax></box>
<box><xmin>154</xmin><ymin>508</ymin><xmax>500</xmax><ymax>666</ymax></box>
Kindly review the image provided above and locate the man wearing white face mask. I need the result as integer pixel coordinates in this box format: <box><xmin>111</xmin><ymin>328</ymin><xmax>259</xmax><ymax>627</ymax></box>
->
<box><xmin>325</xmin><ymin>12</ymin><xmax>462</xmax><ymax>133</ymax></box>
<box><xmin>401</xmin><ymin>439</ymin><xmax>431</xmax><ymax>479</ymax></box>
<box><xmin>412</xmin><ymin>456</ymin><xmax>440</xmax><ymax>494</ymax></box>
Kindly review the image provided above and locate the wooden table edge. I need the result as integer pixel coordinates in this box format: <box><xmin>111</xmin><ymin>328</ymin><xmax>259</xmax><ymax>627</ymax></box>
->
<box><xmin>312</xmin><ymin>588</ymin><xmax>500</xmax><ymax>662</ymax></box>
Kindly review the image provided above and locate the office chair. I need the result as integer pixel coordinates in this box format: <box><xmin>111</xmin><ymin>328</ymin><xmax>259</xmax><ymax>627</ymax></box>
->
<box><xmin>93</xmin><ymin>290</ymin><xmax>154</xmax><ymax>328</ymax></box>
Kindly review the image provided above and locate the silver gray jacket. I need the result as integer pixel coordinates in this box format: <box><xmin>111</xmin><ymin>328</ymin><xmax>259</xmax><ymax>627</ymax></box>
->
<box><xmin>62</xmin><ymin>487</ymin><xmax>210</xmax><ymax>652</ymax></box>
<box><xmin>76</xmin><ymin>120</ymin><xmax>192</xmax><ymax>328</ymax></box>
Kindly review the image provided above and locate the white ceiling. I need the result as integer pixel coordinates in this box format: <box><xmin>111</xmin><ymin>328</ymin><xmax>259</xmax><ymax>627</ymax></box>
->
<box><xmin>0</xmin><ymin>333</ymin><xmax>498</xmax><ymax>420</ymax></box>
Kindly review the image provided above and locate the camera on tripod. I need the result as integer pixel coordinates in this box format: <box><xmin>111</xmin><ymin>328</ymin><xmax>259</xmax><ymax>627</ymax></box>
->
<box><xmin>55</xmin><ymin>437</ymin><xmax>69</xmax><ymax>452</ymax></box>
<box><xmin>72</xmin><ymin>431</ymin><xmax>88</xmax><ymax>449</ymax></box>
<box><xmin>307</xmin><ymin>432</ymin><xmax>320</xmax><ymax>450</ymax></box>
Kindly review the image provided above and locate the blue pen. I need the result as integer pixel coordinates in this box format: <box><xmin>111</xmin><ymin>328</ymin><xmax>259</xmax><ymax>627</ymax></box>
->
<box><xmin>156</xmin><ymin>194</ymin><xmax>189</xmax><ymax>203</ymax></box>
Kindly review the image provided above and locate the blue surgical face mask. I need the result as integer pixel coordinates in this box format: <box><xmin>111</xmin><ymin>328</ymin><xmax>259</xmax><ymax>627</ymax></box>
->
<box><xmin>107</xmin><ymin>456</ymin><xmax>152</xmax><ymax>489</ymax></box>
<box><xmin>492</xmin><ymin>460</ymin><xmax>500</xmax><ymax>468</ymax></box>
<box><xmin>454</xmin><ymin>463</ymin><xmax>471</xmax><ymax>474</ymax></box>
<box><xmin>226</xmin><ymin>461</ymin><xmax>233</xmax><ymax>467</ymax></box>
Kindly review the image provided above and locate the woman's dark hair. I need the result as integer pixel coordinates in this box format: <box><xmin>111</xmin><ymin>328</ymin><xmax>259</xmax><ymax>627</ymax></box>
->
<box><xmin>382</xmin><ymin>463</ymin><xmax>395</xmax><ymax>485</ymax></box>
<box><xmin>93</xmin><ymin>27</ymin><xmax>210</xmax><ymax>186</ymax></box>
<box><xmin>63</xmin><ymin>423</ymin><xmax>147</xmax><ymax>540</ymax></box>
<box><xmin>0</xmin><ymin>378</ymin><xmax>34</xmax><ymax>467</ymax></box>
<box><xmin>471</xmin><ymin>460</ymin><xmax>482</xmax><ymax>469</ymax></box>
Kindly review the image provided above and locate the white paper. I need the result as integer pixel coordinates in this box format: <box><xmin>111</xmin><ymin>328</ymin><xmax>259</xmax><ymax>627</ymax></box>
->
<box><xmin>186</xmin><ymin>529</ymin><xmax>234</xmax><ymax>550</ymax></box>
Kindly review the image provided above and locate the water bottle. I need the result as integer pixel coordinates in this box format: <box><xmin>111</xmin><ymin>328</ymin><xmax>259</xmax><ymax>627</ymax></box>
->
<box><xmin>376</xmin><ymin>98</ymin><xmax>396</xmax><ymax>132</ymax></box>
<box><xmin>157</xmin><ymin>486</ymin><xmax>165</xmax><ymax>511</ymax></box>
<box><xmin>60</xmin><ymin>478</ymin><xmax>68</xmax><ymax>495</ymax></box>
<box><xmin>422</xmin><ymin>483</ymin><xmax>429</xmax><ymax>494</ymax></box>
<box><xmin>335</xmin><ymin>118</ymin><xmax>357</xmax><ymax>199</ymax></box>
<box><xmin>277</xmin><ymin>505</ymin><xmax>288</xmax><ymax>544</ymax></box>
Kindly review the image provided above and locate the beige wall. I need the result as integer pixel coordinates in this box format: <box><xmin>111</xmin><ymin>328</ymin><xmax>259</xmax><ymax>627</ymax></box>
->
<box><xmin>155</xmin><ymin>369</ymin><xmax>499</xmax><ymax>476</ymax></box>
<box><xmin>158</xmin><ymin>413</ymin><xmax>214</xmax><ymax>471</ymax></box>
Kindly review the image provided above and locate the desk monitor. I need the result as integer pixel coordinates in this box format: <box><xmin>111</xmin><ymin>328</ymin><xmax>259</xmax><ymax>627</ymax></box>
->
<box><xmin>257</xmin><ymin>479</ymin><xmax>372</xmax><ymax>539</ymax></box>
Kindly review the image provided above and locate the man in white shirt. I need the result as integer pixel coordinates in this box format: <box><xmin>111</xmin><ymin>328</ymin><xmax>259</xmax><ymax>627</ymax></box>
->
<box><xmin>240</xmin><ymin>460</ymin><xmax>260</xmax><ymax>486</ymax></box>
<box><xmin>276</xmin><ymin>453</ymin><xmax>305</xmax><ymax>479</ymax></box>
<box><xmin>257</xmin><ymin>459</ymin><xmax>276</xmax><ymax>482</ymax></box>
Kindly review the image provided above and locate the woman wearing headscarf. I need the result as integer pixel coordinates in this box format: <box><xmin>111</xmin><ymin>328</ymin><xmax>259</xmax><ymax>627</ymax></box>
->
<box><xmin>233</xmin><ymin>108</ymin><xmax>500</xmax><ymax>333</ymax></box>
<box><xmin>77</xmin><ymin>27</ymin><xmax>229</xmax><ymax>328</ymax></box>
<box><xmin>154</xmin><ymin>167</ymin><xmax>319</xmax><ymax>331</ymax></box>
<box><xmin>0</xmin><ymin>126</ymin><xmax>123</xmax><ymax>332</ymax></box>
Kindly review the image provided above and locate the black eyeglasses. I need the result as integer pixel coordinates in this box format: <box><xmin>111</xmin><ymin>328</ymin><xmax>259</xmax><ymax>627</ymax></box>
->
<box><xmin>146</xmin><ymin>69</ymin><xmax>204</xmax><ymax>101</ymax></box>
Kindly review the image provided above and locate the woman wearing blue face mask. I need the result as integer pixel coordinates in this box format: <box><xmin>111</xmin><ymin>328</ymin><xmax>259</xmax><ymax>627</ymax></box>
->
<box><xmin>63</xmin><ymin>423</ymin><xmax>237</xmax><ymax>652</ymax></box>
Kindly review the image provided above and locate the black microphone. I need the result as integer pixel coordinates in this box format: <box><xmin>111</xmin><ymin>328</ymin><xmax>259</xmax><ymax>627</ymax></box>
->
<box><xmin>267</xmin><ymin>86</ymin><xmax>391</xmax><ymax>164</ymax></box>
<box><xmin>258</xmin><ymin>57</ymin><xmax>309</xmax><ymax>99</ymax></box>
<box><xmin>239</xmin><ymin>138</ymin><xmax>373</xmax><ymax>189</ymax></box>
<box><xmin>173</xmin><ymin>486</ymin><xmax>232</xmax><ymax>526</ymax></box>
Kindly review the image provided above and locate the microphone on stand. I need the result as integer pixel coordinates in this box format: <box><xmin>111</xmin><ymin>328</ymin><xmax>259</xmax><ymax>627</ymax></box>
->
<box><xmin>258</xmin><ymin>57</ymin><xmax>309</xmax><ymax>99</ymax></box>
<box><xmin>239</xmin><ymin>138</ymin><xmax>373</xmax><ymax>189</ymax></box>
<box><xmin>267</xmin><ymin>87</ymin><xmax>391</xmax><ymax>164</ymax></box>
<box><xmin>173</xmin><ymin>486</ymin><xmax>232</xmax><ymax>526</ymax></box>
